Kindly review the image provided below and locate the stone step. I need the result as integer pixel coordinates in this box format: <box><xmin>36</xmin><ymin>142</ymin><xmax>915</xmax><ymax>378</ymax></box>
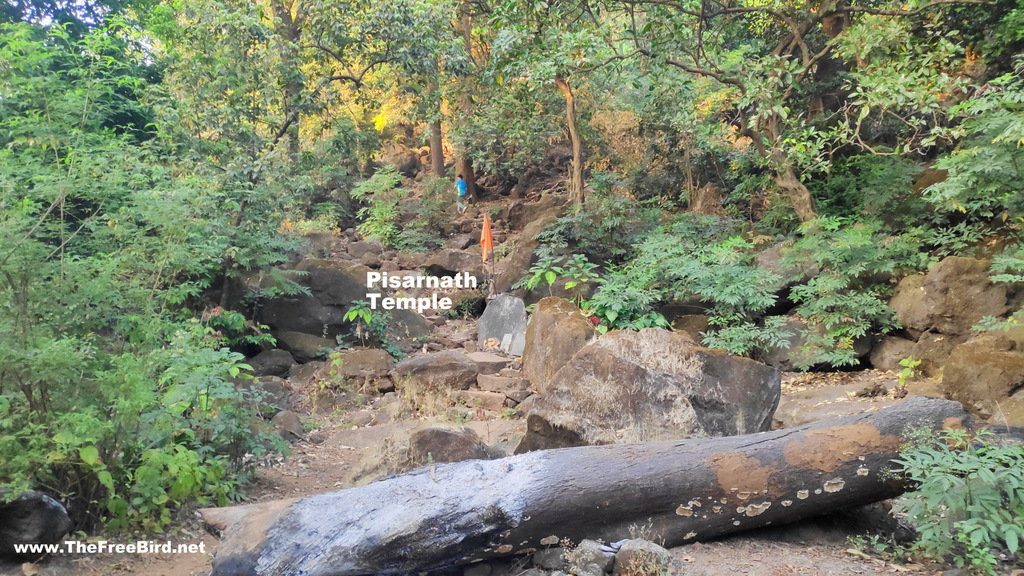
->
<box><xmin>452</xmin><ymin>390</ymin><xmax>508</xmax><ymax>412</ymax></box>
<box><xmin>498</xmin><ymin>367</ymin><xmax>523</xmax><ymax>379</ymax></box>
<box><xmin>465</xmin><ymin>351</ymin><xmax>513</xmax><ymax>375</ymax></box>
<box><xmin>477</xmin><ymin>374</ymin><xmax>530</xmax><ymax>394</ymax></box>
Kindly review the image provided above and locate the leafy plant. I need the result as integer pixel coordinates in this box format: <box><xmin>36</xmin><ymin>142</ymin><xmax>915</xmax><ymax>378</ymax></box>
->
<box><xmin>784</xmin><ymin>218</ymin><xmax>922</xmax><ymax>368</ymax></box>
<box><xmin>350</xmin><ymin>167</ymin><xmax>407</xmax><ymax>247</ymax></box>
<box><xmin>894</xmin><ymin>427</ymin><xmax>1024</xmax><ymax>574</ymax></box>
<box><xmin>895</xmin><ymin>356</ymin><xmax>920</xmax><ymax>398</ymax></box>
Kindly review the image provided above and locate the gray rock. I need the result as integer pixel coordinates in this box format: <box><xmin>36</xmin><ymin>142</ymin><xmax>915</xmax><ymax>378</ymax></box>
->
<box><xmin>275</xmin><ymin>332</ymin><xmax>335</xmax><ymax>363</ymax></box>
<box><xmin>509</xmin><ymin>333</ymin><xmax>526</xmax><ymax>357</ymax></box>
<box><xmin>611</xmin><ymin>539</ymin><xmax>673</xmax><ymax>576</ymax></box>
<box><xmin>577</xmin><ymin>564</ymin><xmax>606</xmax><ymax>576</ymax></box>
<box><xmin>890</xmin><ymin>257</ymin><xmax>1009</xmax><ymax>337</ymax></box>
<box><xmin>0</xmin><ymin>491</ymin><xmax>72</xmax><ymax>558</ymax></box>
<box><xmin>386</xmin><ymin>308</ymin><xmax>433</xmax><ymax>354</ymax></box>
<box><xmin>446</xmin><ymin>233</ymin><xmax>477</xmax><ymax>250</ymax></box>
<box><xmin>521</xmin><ymin>328</ymin><xmax>780</xmax><ymax>450</ymax></box>
<box><xmin>271</xmin><ymin>410</ymin><xmax>305</xmax><ymax>442</ymax></box>
<box><xmin>453</xmin><ymin>390</ymin><xmax>507</xmax><ymax>412</ymax></box>
<box><xmin>532</xmin><ymin>547</ymin><xmax>566</xmax><ymax>570</ymax></box>
<box><xmin>239</xmin><ymin>375</ymin><xmax>291</xmax><ymax>419</ymax></box>
<box><xmin>294</xmin><ymin>258</ymin><xmax>371</xmax><ymax>308</ymax></box>
<box><xmin>247</xmin><ymin>349</ymin><xmax>296</xmax><ymax>377</ymax></box>
<box><xmin>391</xmin><ymin>350</ymin><xmax>479</xmax><ymax>392</ymax></box>
<box><xmin>396</xmin><ymin>252</ymin><xmax>424</xmax><ymax>269</ymax></box>
<box><xmin>869</xmin><ymin>336</ymin><xmax>916</xmax><ymax>373</ymax></box>
<box><xmin>424</xmin><ymin>249</ymin><xmax>484</xmax><ymax>283</ymax></box>
<box><xmin>477</xmin><ymin>295</ymin><xmax>528</xmax><ymax>352</ymax></box>
<box><xmin>349</xmin><ymin>411</ymin><xmax>374</xmax><ymax>427</ymax></box>
<box><xmin>477</xmin><ymin>374</ymin><xmax>529</xmax><ymax>394</ymax></box>
<box><xmin>522</xmin><ymin>298</ymin><xmax>596</xmax><ymax>395</ymax></box>
<box><xmin>466</xmin><ymin>351</ymin><xmax>513</xmax><ymax>375</ymax></box>
<box><xmin>570</xmin><ymin>540</ymin><xmax>615</xmax><ymax>574</ymax></box>
<box><xmin>330</xmin><ymin>349</ymin><xmax>394</xmax><ymax>383</ymax></box>
<box><xmin>408</xmin><ymin>427</ymin><xmax>500</xmax><ymax>466</ymax></box>
<box><xmin>348</xmin><ymin>240</ymin><xmax>384</xmax><ymax>259</ymax></box>
<box><xmin>359</xmin><ymin>251</ymin><xmax>381</xmax><ymax>269</ymax></box>
<box><xmin>263</xmin><ymin>295</ymin><xmax>347</xmax><ymax>339</ymax></box>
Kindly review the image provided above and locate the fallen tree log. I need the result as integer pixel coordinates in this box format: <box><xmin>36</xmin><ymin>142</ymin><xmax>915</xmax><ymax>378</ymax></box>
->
<box><xmin>204</xmin><ymin>396</ymin><xmax>970</xmax><ymax>576</ymax></box>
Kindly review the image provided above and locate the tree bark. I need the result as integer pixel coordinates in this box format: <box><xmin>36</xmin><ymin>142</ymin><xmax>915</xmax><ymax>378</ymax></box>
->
<box><xmin>774</xmin><ymin>164</ymin><xmax>817</xmax><ymax>222</ymax></box>
<box><xmin>454</xmin><ymin>0</ymin><xmax>478</xmax><ymax>201</ymax></box>
<box><xmin>555</xmin><ymin>75</ymin><xmax>584</xmax><ymax>209</ymax></box>
<box><xmin>456</xmin><ymin>154</ymin><xmax>477</xmax><ymax>201</ymax></box>
<box><xmin>204</xmin><ymin>397</ymin><xmax>969</xmax><ymax>576</ymax></box>
<box><xmin>429</xmin><ymin>119</ymin><xmax>445</xmax><ymax>177</ymax></box>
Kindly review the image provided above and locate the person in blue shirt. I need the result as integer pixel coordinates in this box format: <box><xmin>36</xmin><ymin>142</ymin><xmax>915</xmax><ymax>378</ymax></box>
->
<box><xmin>455</xmin><ymin>174</ymin><xmax>467</xmax><ymax>214</ymax></box>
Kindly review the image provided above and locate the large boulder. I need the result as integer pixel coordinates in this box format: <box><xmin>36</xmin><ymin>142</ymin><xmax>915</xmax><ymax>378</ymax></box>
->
<box><xmin>522</xmin><ymin>298</ymin><xmax>596</xmax><ymax>395</ymax></box>
<box><xmin>423</xmin><ymin>250</ymin><xmax>484</xmax><ymax>284</ymax></box>
<box><xmin>391</xmin><ymin>351</ymin><xmax>479</xmax><ymax>392</ymax></box>
<box><xmin>407</xmin><ymin>427</ymin><xmax>502</xmax><ymax>467</ymax></box>
<box><xmin>331</xmin><ymin>349</ymin><xmax>394</xmax><ymax>384</ymax></box>
<box><xmin>910</xmin><ymin>331</ymin><xmax>968</xmax><ymax>377</ymax></box>
<box><xmin>521</xmin><ymin>328</ymin><xmax>780</xmax><ymax>449</ymax></box>
<box><xmin>0</xmin><ymin>491</ymin><xmax>72</xmax><ymax>558</ymax></box>
<box><xmin>348</xmin><ymin>241</ymin><xmax>384</xmax><ymax>260</ymax></box>
<box><xmin>238</xmin><ymin>375</ymin><xmax>292</xmax><ymax>418</ymax></box>
<box><xmin>294</xmin><ymin>259</ymin><xmax>369</xmax><ymax>308</ymax></box>
<box><xmin>262</xmin><ymin>294</ymin><xmax>347</xmax><ymax>339</ymax></box>
<box><xmin>276</xmin><ymin>332</ymin><xmax>335</xmax><ymax>363</ymax></box>
<box><xmin>942</xmin><ymin>336</ymin><xmax>1024</xmax><ymax>426</ymax></box>
<box><xmin>380</xmin><ymin>142</ymin><xmax>420</xmax><ymax>177</ymax></box>
<box><xmin>385</xmin><ymin>309</ymin><xmax>434</xmax><ymax>354</ymax></box>
<box><xmin>246</xmin><ymin>349</ymin><xmax>296</xmax><ymax>377</ymax></box>
<box><xmin>869</xmin><ymin>336</ymin><xmax>916</xmax><ymax>373</ymax></box>
<box><xmin>888</xmin><ymin>274</ymin><xmax>929</xmax><ymax>338</ymax></box>
<box><xmin>477</xmin><ymin>294</ymin><xmax>528</xmax><ymax>353</ymax></box>
<box><xmin>889</xmin><ymin>257</ymin><xmax>1008</xmax><ymax>337</ymax></box>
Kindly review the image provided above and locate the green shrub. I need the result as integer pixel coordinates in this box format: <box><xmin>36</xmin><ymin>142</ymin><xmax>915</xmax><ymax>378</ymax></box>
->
<box><xmin>784</xmin><ymin>217</ymin><xmax>923</xmax><ymax>368</ymax></box>
<box><xmin>350</xmin><ymin>167</ymin><xmax>407</xmax><ymax>247</ymax></box>
<box><xmin>535</xmin><ymin>191</ymin><xmax>665</xmax><ymax>265</ymax></box>
<box><xmin>894</xmin><ymin>428</ymin><xmax>1024</xmax><ymax>574</ymax></box>
<box><xmin>395</xmin><ymin>175</ymin><xmax>450</xmax><ymax>253</ymax></box>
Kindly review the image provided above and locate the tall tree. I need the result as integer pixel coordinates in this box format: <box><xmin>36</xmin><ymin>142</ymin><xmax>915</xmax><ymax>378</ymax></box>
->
<box><xmin>611</xmin><ymin>0</ymin><xmax>994</xmax><ymax>221</ymax></box>
<box><xmin>491</xmin><ymin>0</ymin><xmax>611</xmax><ymax>208</ymax></box>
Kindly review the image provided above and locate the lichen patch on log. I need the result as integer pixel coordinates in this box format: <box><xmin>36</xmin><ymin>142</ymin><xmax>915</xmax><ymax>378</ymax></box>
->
<box><xmin>707</xmin><ymin>452</ymin><xmax>780</xmax><ymax>499</ymax></box>
<box><xmin>782</xmin><ymin>424</ymin><xmax>901</xmax><ymax>472</ymax></box>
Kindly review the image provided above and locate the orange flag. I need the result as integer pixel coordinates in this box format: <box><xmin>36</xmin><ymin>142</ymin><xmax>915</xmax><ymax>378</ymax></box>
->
<box><xmin>480</xmin><ymin>212</ymin><xmax>493</xmax><ymax>265</ymax></box>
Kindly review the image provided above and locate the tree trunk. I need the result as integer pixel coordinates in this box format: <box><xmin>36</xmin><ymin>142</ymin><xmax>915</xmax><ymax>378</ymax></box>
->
<box><xmin>555</xmin><ymin>75</ymin><xmax>584</xmax><ymax>209</ymax></box>
<box><xmin>429</xmin><ymin>119</ymin><xmax>445</xmax><ymax>177</ymax></box>
<box><xmin>455</xmin><ymin>0</ymin><xmax>478</xmax><ymax>201</ymax></box>
<box><xmin>775</xmin><ymin>165</ymin><xmax>817</xmax><ymax>222</ymax></box>
<box><xmin>272</xmin><ymin>1</ymin><xmax>302</xmax><ymax>167</ymax></box>
<box><xmin>456</xmin><ymin>155</ymin><xmax>477</xmax><ymax>201</ymax></box>
<box><xmin>203</xmin><ymin>397</ymin><xmax>969</xmax><ymax>576</ymax></box>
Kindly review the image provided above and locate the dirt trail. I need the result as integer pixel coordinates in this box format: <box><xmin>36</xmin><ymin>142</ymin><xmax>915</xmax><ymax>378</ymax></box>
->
<box><xmin>1</xmin><ymin>366</ymin><xmax>952</xmax><ymax>576</ymax></box>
